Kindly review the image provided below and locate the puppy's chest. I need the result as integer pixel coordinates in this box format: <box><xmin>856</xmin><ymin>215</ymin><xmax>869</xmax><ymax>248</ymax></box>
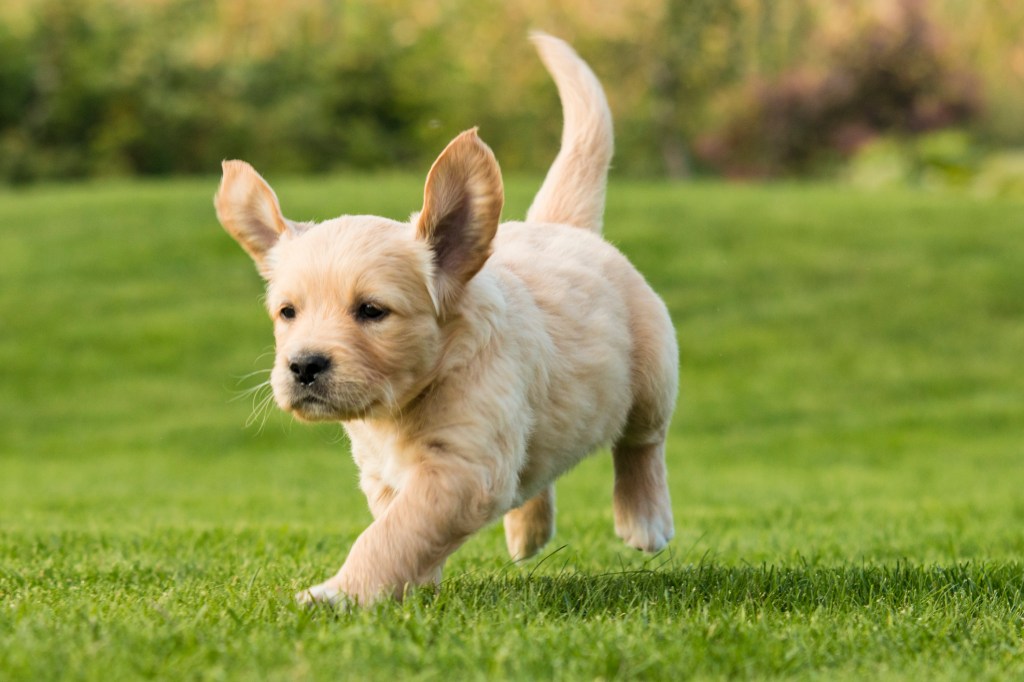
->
<box><xmin>345</xmin><ymin>426</ymin><xmax>420</xmax><ymax>490</ymax></box>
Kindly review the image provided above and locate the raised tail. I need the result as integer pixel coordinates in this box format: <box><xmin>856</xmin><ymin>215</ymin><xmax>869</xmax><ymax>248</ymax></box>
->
<box><xmin>526</xmin><ymin>32</ymin><xmax>614</xmax><ymax>234</ymax></box>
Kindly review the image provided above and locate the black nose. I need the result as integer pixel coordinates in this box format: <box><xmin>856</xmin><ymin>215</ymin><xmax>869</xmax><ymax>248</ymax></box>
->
<box><xmin>289</xmin><ymin>354</ymin><xmax>331</xmax><ymax>386</ymax></box>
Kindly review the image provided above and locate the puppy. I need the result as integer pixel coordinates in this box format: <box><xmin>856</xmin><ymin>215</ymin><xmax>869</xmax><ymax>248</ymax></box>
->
<box><xmin>214</xmin><ymin>33</ymin><xmax>678</xmax><ymax>606</ymax></box>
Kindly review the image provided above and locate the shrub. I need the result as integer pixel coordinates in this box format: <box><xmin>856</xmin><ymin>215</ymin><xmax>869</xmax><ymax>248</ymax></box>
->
<box><xmin>695</xmin><ymin>0</ymin><xmax>982</xmax><ymax>178</ymax></box>
<box><xmin>0</xmin><ymin>0</ymin><xmax>444</xmax><ymax>182</ymax></box>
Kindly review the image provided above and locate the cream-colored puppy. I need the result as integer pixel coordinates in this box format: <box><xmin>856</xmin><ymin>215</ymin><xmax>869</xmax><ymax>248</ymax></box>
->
<box><xmin>214</xmin><ymin>33</ymin><xmax>678</xmax><ymax>606</ymax></box>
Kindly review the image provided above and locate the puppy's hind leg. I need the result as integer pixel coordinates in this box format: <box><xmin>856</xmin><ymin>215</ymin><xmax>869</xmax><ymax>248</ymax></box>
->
<box><xmin>503</xmin><ymin>485</ymin><xmax>555</xmax><ymax>560</ymax></box>
<box><xmin>612</xmin><ymin>439</ymin><xmax>674</xmax><ymax>552</ymax></box>
<box><xmin>612</xmin><ymin>287</ymin><xmax>678</xmax><ymax>553</ymax></box>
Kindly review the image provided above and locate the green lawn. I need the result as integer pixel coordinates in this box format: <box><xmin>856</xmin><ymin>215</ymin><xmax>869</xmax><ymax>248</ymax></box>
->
<box><xmin>1</xmin><ymin>175</ymin><xmax>1023</xmax><ymax>680</ymax></box>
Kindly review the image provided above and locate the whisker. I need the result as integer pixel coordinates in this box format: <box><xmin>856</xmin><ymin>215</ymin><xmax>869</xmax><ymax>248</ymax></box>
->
<box><xmin>246</xmin><ymin>385</ymin><xmax>277</xmax><ymax>433</ymax></box>
<box><xmin>231</xmin><ymin>382</ymin><xmax>271</xmax><ymax>403</ymax></box>
<box><xmin>230</xmin><ymin>377</ymin><xmax>272</xmax><ymax>402</ymax></box>
<box><xmin>233</xmin><ymin>368</ymin><xmax>272</xmax><ymax>383</ymax></box>
<box><xmin>253</xmin><ymin>348</ymin><xmax>276</xmax><ymax>364</ymax></box>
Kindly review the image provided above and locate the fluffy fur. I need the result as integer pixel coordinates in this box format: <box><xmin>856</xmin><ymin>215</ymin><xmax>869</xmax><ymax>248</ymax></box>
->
<box><xmin>214</xmin><ymin>32</ymin><xmax>678</xmax><ymax>606</ymax></box>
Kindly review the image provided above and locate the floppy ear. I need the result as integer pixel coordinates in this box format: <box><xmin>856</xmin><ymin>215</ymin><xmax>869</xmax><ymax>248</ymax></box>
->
<box><xmin>416</xmin><ymin>129</ymin><xmax>504</xmax><ymax>313</ymax></box>
<box><xmin>214</xmin><ymin>160</ymin><xmax>292</xmax><ymax>278</ymax></box>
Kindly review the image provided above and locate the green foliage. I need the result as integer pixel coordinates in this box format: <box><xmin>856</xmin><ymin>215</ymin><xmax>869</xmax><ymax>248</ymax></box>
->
<box><xmin>974</xmin><ymin>150</ymin><xmax>1024</xmax><ymax>198</ymax></box>
<box><xmin>635</xmin><ymin>0</ymin><xmax>745</xmax><ymax>177</ymax></box>
<box><xmin>846</xmin><ymin>130</ymin><xmax>1024</xmax><ymax>198</ymax></box>
<box><xmin>0</xmin><ymin>0</ymin><xmax>452</xmax><ymax>182</ymax></box>
<box><xmin>2</xmin><ymin>176</ymin><xmax>1024</xmax><ymax>678</ymax></box>
<box><xmin>1</xmin><ymin>0</ymin><xmax>1022</xmax><ymax>181</ymax></box>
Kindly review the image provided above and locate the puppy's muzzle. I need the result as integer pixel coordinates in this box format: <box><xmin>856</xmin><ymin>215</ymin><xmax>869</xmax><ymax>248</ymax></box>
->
<box><xmin>289</xmin><ymin>352</ymin><xmax>331</xmax><ymax>386</ymax></box>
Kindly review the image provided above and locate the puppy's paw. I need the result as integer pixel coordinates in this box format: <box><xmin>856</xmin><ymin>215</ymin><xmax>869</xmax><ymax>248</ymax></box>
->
<box><xmin>615</xmin><ymin>507</ymin><xmax>675</xmax><ymax>553</ymax></box>
<box><xmin>503</xmin><ymin>493</ymin><xmax>555</xmax><ymax>561</ymax></box>
<box><xmin>295</xmin><ymin>580</ymin><xmax>349</xmax><ymax>609</ymax></box>
<box><xmin>611</xmin><ymin>443</ymin><xmax>674</xmax><ymax>553</ymax></box>
<box><xmin>505</xmin><ymin>522</ymin><xmax>551</xmax><ymax>561</ymax></box>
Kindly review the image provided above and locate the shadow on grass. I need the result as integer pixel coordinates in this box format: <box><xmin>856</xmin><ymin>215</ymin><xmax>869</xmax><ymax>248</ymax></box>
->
<box><xmin>437</xmin><ymin>558</ymin><xmax>1024</xmax><ymax>618</ymax></box>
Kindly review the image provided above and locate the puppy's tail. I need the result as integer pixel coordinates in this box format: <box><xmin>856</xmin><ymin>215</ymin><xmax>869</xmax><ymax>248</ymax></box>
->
<box><xmin>526</xmin><ymin>32</ymin><xmax>613</xmax><ymax>234</ymax></box>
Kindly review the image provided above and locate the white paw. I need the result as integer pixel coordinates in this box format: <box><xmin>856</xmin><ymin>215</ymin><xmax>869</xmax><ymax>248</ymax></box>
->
<box><xmin>295</xmin><ymin>581</ymin><xmax>342</xmax><ymax>607</ymax></box>
<box><xmin>615</xmin><ymin>510</ymin><xmax>674</xmax><ymax>553</ymax></box>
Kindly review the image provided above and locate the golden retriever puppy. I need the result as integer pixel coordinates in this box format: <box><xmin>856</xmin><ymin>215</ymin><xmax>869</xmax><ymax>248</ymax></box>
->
<box><xmin>214</xmin><ymin>33</ymin><xmax>677</xmax><ymax>606</ymax></box>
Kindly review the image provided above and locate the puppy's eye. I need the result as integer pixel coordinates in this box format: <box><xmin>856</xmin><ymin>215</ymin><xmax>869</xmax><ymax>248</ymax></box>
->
<box><xmin>355</xmin><ymin>302</ymin><xmax>389</xmax><ymax>322</ymax></box>
<box><xmin>279</xmin><ymin>305</ymin><xmax>296</xmax><ymax>320</ymax></box>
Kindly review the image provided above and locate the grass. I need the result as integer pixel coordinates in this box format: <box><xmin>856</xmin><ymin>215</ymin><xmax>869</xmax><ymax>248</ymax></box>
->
<box><xmin>1</xmin><ymin>173</ymin><xmax>1023</xmax><ymax>679</ymax></box>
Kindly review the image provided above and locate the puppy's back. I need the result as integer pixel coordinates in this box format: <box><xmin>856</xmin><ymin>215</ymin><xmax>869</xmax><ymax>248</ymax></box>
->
<box><xmin>485</xmin><ymin>221</ymin><xmax>674</xmax><ymax>491</ymax></box>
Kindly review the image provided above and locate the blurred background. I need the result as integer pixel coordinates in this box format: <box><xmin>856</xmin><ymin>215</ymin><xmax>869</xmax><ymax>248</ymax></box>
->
<box><xmin>0</xmin><ymin>0</ymin><xmax>1022</xmax><ymax>192</ymax></box>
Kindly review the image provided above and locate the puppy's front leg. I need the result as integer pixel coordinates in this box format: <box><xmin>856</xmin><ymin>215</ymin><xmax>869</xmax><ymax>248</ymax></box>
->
<box><xmin>298</xmin><ymin>462</ymin><xmax>500</xmax><ymax>606</ymax></box>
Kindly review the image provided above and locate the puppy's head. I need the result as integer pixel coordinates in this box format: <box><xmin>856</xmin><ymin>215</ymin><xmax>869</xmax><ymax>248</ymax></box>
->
<box><xmin>214</xmin><ymin>130</ymin><xmax>503</xmax><ymax>421</ymax></box>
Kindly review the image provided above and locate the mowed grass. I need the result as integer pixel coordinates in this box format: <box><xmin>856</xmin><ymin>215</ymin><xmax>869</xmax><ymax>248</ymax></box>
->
<box><xmin>1</xmin><ymin>173</ymin><xmax>1023</xmax><ymax>680</ymax></box>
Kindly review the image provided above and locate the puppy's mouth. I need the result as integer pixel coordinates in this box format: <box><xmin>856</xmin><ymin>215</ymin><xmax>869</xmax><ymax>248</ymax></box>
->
<box><xmin>288</xmin><ymin>391</ymin><xmax>339</xmax><ymax>421</ymax></box>
<box><xmin>294</xmin><ymin>394</ymin><xmax>330</xmax><ymax>409</ymax></box>
<box><xmin>285</xmin><ymin>387</ymin><xmax>377</xmax><ymax>422</ymax></box>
